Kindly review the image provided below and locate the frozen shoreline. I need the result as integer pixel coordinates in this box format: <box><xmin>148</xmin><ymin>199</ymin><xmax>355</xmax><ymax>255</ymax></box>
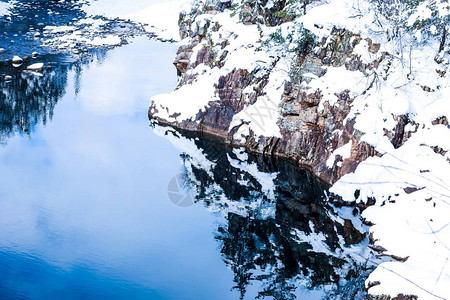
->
<box><xmin>81</xmin><ymin>0</ymin><xmax>191</xmax><ymax>41</ymax></box>
<box><xmin>148</xmin><ymin>0</ymin><xmax>450</xmax><ymax>298</ymax></box>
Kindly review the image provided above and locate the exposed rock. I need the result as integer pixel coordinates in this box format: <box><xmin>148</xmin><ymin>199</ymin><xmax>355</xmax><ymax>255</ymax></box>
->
<box><xmin>149</xmin><ymin>2</ymin><xmax>405</xmax><ymax>187</ymax></box>
<box><xmin>27</xmin><ymin>63</ymin><xmax>44</xmax><ymax>72</ymax></box>
<box><xmin>382</xmin><ymin>115</ymin><xmax>416</xmax><ymax>149</ymax></box>
<box><xmin>403</xmin><ymin>186</ymin><xmax>425</xmax><ymax>194</ymax></box>
<box><xmin>12</xmin><ymin>56</ymin><xmax>22</xmax><ymax>63</ymax></box>
<box><xmin>432</xmin><ymin>116</ymin><xmax>449</xmax><ymax>127</ymax></box>
<box><xmin>151</xmin><ymin>27</ymin><xmax>385</xmax><ymax>184</ymax></box>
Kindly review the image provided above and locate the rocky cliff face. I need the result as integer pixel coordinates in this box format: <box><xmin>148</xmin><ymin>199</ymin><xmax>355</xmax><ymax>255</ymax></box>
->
<box><xmin>148</xmin><ymin>1</ymin><xmax>399</xmax><ymax>185</ymax></box>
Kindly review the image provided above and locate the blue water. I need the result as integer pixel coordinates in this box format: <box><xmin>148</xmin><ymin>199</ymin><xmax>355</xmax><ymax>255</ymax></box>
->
<box><xmin>0</xmin><ymin>36</ymin><xmax>246</xmax><ymax>299</ymax></box>
<box><xmin>0</xmin><ymin>1</ymin><xmax>374</xmax><ymax>299</ymax></box>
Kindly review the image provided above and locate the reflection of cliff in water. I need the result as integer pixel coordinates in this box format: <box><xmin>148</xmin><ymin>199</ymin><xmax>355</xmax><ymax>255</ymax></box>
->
<box><xmin>156</xmin><ymin>127</ymin><xmax>378</xmax><ymax>299</ymax></box>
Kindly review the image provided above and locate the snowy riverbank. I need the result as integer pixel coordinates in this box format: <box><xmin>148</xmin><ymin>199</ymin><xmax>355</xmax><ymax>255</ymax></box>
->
<box><xmin>149</xmin><ymin>0</ymin><xmax>450</xmax><ymax>298</ymax></box>
<box><xmin>81</xmin><ymin>0</ymin><xmax>191</xmax><ymax>41</ymax></box>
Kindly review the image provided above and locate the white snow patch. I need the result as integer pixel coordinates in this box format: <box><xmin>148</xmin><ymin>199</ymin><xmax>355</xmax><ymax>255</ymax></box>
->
<box><xmin>82</xmin><ymin>0</ymin><xmax>193</xmax><ymax>41</ymax></box>
<box><xmin>0</xmin><ymin>1</ymin><xmax>13</xmax><ymax>16</ymax></box>
<box><xmin>230</xmin><ymin>58</ymin><xmax>288</xmax><ymax>141</ymax></box>
<box><xmin>27</xmin><ymin>63</ymin><xmax>44</xmax><ymax>71</ymax></box>
<box><xmin>300</xmin><ymin>0</ymin><xmax>377</xmax><ymax>41</ymax></box>
<box><xmin>151</xmin><ymin>64</ymin><xmax>221</xmax><ymax>121</ymax></box>
<box><xmin>326</xmin><ymin>141</ymin><xmax>352</xmax><ymax>168</ymax></box>
<box><xmin>90</xmin><ymin>35</ymin><xmax>121</xmax><ymax>46</ymax></box>
<box><xmin>305</xmin><ymin>66</ymin><xmax>368</xmax><ymax>110</ymax></box>
<box><xmin>44</xmin><ymin>25</ymin><xmax>77</xmax><ymax>34</ymax></box>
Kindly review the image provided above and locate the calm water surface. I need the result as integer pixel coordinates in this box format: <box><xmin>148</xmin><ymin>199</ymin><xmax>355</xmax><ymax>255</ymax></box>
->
<box><xmin>0</xmin><ymin>37</ymin><xmax>241</xmax><ymax>299</ymax></box>
<box><xmin>0</xmin><ymin>2</ymin><xmax>375</xmax><ymax>299</ymax></box>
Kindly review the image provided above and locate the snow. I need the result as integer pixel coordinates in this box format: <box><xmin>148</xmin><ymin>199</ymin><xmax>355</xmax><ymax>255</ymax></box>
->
<box><xmin>299</xmin><ymin>0</ymin><xmax>377</xmax><ymax>41</ymax></box>
<box><xmin>76</xmin><ymin>17</ymin><xmax>107</xmax><ymax>28</ymax></box>
<box><xmin>230</xmin><ymin>59</ymin><xmax>287</xmax><ymax>141</ymax></box>
<box><xmin>26</xmin><ymin>63</ymin><xmax>44</xmax><ymax>71</ymax></box>
<box><xmin>82</xmin><ymin>0</ymin><xmax>193</xmax><ymax>41</ymax></box>
<box><xmin>328</xmin><ymin>38</ymin><xmax>450</xmax><ymax>297</ymax></box>
<box><xmin>90</xmin><ymin>35</ymin><xmax>121</xmax><ymax>46</ymax></box>
<box><xmin>353</xmin><ymin>39</ymin><xmax>383</xmax><ymax>64</ymax></box>
<box><xmin>331</xmin><ymin>122</ymin><xmax>450</xmax><ymax>298</ymax></box>
<box><xmin>305</xmin><ymin>66</ymin><xmax>369</xmax><ymax>110</ymax></box>
<box><xmin>149</xmin><ymin>0</ymin><xmax>450</xmax><ymax>298</ymax></box>
<box><xmin>12</xmin><ymin>56</ymin><xmax>22</xmax><ymax>63</ymax></box>
<box><xmin>151</xmin><ymin>64</ymin><xmax>220</xmax><ymax>121</ymax></box>
<box><xmin>44</xmin><ymin>25</ymin><xmax>77</xmax><ymax>34</ymax></box>
<box><xmin>326</xmin><ymin>141</ymin><xmax>352</xmax><ymax>168</ymax></box>
<box><xmin>151</xmin><ymin>11</ymin><xmax>277</xmax><ymax>125</ymax></box>
<box><xmin>42</xmin><ymin>21</ymin><xmax>124</xmax><ymax>49</ymax></box>
<box><xmin>0</xmin><ymin>1</ymin><xmax>12</xmax><ymax>16</ymax></box>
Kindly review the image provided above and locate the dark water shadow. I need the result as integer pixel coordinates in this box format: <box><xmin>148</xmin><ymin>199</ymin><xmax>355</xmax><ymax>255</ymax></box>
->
<box><xmin>158</xmin><ymin>127</ymin><xmax>377</xmax><ymax>300</ymax></box>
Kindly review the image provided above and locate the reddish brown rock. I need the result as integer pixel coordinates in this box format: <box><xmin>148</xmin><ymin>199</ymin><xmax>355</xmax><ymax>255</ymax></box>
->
<box><xmin>150</xmin><ymin>11</ymin><xmax>399</xmax><ymax>185</ymax></box>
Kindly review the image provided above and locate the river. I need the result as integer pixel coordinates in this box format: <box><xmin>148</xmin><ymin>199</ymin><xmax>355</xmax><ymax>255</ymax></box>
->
<box><xmin>0</xmin><ymin>1</ymin><xmax>374</xmax><ymax>299</ymax></box>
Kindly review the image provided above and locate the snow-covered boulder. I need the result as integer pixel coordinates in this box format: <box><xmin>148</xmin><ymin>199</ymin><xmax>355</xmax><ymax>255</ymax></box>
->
<box><xmin>27</xmin><ymin>63</ymin><xmax>44</xmax><ymax>72</ymax></box>
<box><xmin>12</xmin><ymin>55</ymin><xmax>23</xmax><ymax>64</ymax></box>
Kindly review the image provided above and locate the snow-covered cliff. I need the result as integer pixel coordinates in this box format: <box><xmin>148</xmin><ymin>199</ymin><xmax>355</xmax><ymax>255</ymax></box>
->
<box><xmin>149</xmin><ymin>0</ymin><xmax>449</xmax><ymax>298</ymax></box>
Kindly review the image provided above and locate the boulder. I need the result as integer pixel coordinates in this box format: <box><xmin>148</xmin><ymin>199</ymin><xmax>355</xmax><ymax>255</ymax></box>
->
<box><xmin>27</xmin><ymin>63</ymin><xmax>44</xmax><ymax>72</ymax></box>
<box><xmin>12</xmin><ymin>55</ymin><xmax>23</xmax><ymax>64</ymax></box>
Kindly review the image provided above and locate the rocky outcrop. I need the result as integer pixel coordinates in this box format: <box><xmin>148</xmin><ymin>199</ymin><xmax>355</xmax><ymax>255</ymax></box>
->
<box><xmin>149</xmin><ymin>1</ymin><xmax>401</xmax><ymax>185</ymax></box>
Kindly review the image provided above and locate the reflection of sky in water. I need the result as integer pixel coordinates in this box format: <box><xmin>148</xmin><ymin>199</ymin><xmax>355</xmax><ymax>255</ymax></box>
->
<box><xmin>75</xmin><ymin>37</ymin><xmax>167</xmax><ymax>116</ymax></box>
<box><xmin>0</xmin><ymin>37</ymin><xmax>242</xmax><ymax>299</ymax></box>
<box><xmin>0</xmin><ymin>10</ymin><xmax>371</xmax><ymax>297</ymax></box>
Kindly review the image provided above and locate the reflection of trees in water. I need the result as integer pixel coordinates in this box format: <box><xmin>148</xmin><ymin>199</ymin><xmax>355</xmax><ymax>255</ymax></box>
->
<box><xmin>174</xmin><ymin>132</ymin><xmax>375</xmax><ymax>299</ymax></box>
<box><xmin>0</xmin><ymin>0</ymin><xmax>112</xmax><ymax>144</ymax></box>
<box><xmin>0</xmin><ymin>55</ymin><xmax>108</xmax><ymax>144</ymax></box>
<box><xmin>0</xmin><ymin>67</ymin><xmax>67</xmax><ymax>143</ymax></box>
